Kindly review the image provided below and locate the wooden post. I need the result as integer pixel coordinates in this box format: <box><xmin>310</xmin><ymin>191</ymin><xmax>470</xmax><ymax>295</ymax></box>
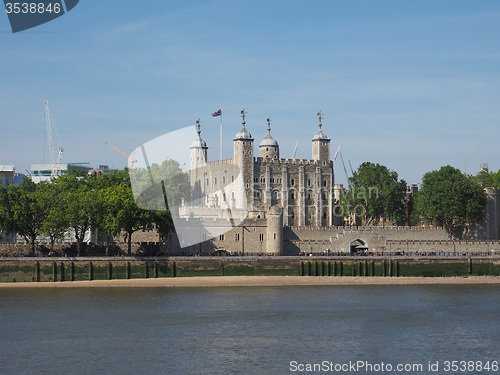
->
<box><xmin>89</xmin><ymin>261</ymin><xmax>93</xmax><ymax>281</ymax></box>
<box><xmin>60</xmin><ymin>262</ymin><xmax>65</xmax><ymax>282</ymax></box>
<box><xmin>468</xmin><ymin>258</ymin><xmax>473</xmax><ymax>275</ymax></box>
<box><xmin>172</xmin><ymin>261</ymin><xmax>177</xmax><ymax>278</ymax></box>
<box><xmin>145</xmin><ymin>262</ymin><xmax>149</xmax><ymax>279</ymax></box>
<box><xmin>70</xmin><ymin>261</ymin><xmax>74</xmax><ymax>281</ymax></box>
<box><xmin>35</xmin><ymin>261</ymin><xmax>40</xmax><ymax>282</ymax></box>
<box><xmin>126</xmin><ymin>262</ymin><xmax>131</xmax><ymax>279</ymax></box>
<box><xmin>154</xmin><ymin>262</ymin><xmax>158</xmax><ymax>278</ymax></box>
<box><xmin>108</xmin><ymin>262</ymin><xmax>112</xmax><ymax>280</ymax></box>
<box><xmin>339</xmin><ymin>261</ymin><xmax>344</xmax><ymax>276</ymax></box>
<box><xmin>371</xmin><ymin>260</ymin><xmax>375</xmax><ymax>277</ymax></box>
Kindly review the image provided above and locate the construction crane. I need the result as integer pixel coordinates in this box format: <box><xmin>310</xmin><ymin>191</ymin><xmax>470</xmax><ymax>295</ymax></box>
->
<box><xmin>339</xmin><ymin>152</ymin><xmax>351</xmax><ymax>190</ymax></box>
<box><xmin>292</xmin><ymin>139</ymin><xmax>300</xmax><ymax>159</ymax></box>
<box><xmin>44</xmin><ymin>100</ymin><xmax>64</xmax><ymax>178</ymax></box>
<box><xmin>105</xmin><ymin>141</ymin><xmax>137</xmax><ymax>167</ymax></box>
<box><xmin>332</xmin><ymin>144</ymin><xmax>341</xmax><ymax>166</ymax></box>
<box><xmin>348</xmin><ymin>160</ymin><xmax>354</xmax><ymax>175</ymax></box>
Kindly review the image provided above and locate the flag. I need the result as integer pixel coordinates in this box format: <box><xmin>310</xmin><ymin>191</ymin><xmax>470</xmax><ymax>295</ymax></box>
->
<box><xmin>212</xmin><ymin>109</ymin><xmax>222</xmax><ymax>117</ymax></box>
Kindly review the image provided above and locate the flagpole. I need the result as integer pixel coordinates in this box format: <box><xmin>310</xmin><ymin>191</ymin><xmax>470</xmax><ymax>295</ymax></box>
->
<box><xmin>219</xmin><ymin>106</ymin><xmax>222</xmax><ymax>160</ymax></box>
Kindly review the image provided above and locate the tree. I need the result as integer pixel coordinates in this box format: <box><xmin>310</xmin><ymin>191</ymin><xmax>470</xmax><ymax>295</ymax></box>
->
<box><xmin>342</xmin><ymin>162</ymin><xmax>407</xmax><ymax>225</ymax></box>
<box><xmin>101</xmin><ymin>184</ymin><xmax>156</xmax><ymax>255</ymax></box>
<box><xmin>472</xmin><ymin>170</ymin><xmax>495</xmax><ymax>188</ymax></box>
<box><xmin>5</xmin><ymin>178</ymin><xmax>47</xmax><ymax>255</ymax></box>
<box><xmin>0</xmin><ymin>185</ymin><xmax>10</xmax><ymax>240</ymax></box>
<box><xmin>415</xmin><ymin>165</ymin><xmax>486</xmax><ymax>239</ymax></box>
<box><xmin>55</xmin><ymin>173</ymin><xmax>103</xmax><ymax>256</ymax></box>
<box><xmin>37</xmin><ymin>181</ymin><xmax>67</xmax><ymax>251</ymax></box>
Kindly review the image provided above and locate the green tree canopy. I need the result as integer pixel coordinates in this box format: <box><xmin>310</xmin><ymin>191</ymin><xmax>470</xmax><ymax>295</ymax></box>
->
<box><xmin>342</xmin><ymin>162</ymin><xmax>407</xmax><ymax>225</ymax></box>
<box><xmin>4</xmin><ymin>178</ymin><xmax>47</xmax><ymax>254</ymax></box>
<box><xmin>472</xmin><ymin>170</ymin><xmax>495</xmax><ymax>188</ymax></box>
<box><xmin>415</xmin><ymin>165</ymin><xmax>486</xmax><ymax>238</ymax></box>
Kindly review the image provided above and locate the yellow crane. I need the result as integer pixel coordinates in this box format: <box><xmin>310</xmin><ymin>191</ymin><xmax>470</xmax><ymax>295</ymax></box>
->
<box><xmin>105</xmin><ymin>141</ymin><xmax>137</xmax><ymax>167</ymax></box>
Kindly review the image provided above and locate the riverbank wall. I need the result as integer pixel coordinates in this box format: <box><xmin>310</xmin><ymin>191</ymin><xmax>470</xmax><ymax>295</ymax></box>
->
<box><xmin>1</xmin><ymin>256</ymin><xmax>500</xmax><ymax>283</ymax></box>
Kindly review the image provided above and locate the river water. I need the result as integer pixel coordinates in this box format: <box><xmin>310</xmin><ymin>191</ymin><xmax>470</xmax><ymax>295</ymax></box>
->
<box><xmin>0</xmin><ymin>285</ymin><xmax>499</xmax><ymax>374</ymax></box>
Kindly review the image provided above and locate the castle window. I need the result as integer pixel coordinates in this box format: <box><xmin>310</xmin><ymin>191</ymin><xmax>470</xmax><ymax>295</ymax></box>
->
<box><xmin>254</xmin><ymin>190</ymin><xmax>262</xmax><ymax>202</ymax></box>
<box><xmin>266</xmin><ymin>148</ymin><xmax>269</xmax><ymax>152</ymax></box>
<box><xmin>323</xmin><ymin>212</ymin><xmax>327</xmax><ymax>220</ymax></box>
<box><xmin>232</xmin><ymin>175</ymin><xmax>234</xmax><ymax>182</ymax></box>
<box><xmin>291</xmin><ymin>178</ymin><xmax>295</xmax><ymax>186</ymax></box>
<box><xmin>214</xmin><ymin>177</ymin><xmax>217</xmax><ymax>185</ymax></box>
<box><xmin>259</xmin><ymin>233</ymin><xmax>264</xmax><ymax>241</ymax></box>
<box><xmin>235</xmin><ymin>233</ymin><xmax>240</xmax><ymax>241</ymax></box>
<box><xmin>254</xmin><ymin>177</ymin><xmax>258</xmax><ymax>183</ymax></box>
<box><xmin>271</xmin><ymin>178</ymin><xmax>275</xmax><ymax>183</ymax></box>
<box><xmin>308</xmin><ymin>179</ymin><xmax>311</xmax><ymax>187</ymax></box>
<box><xmin>290</xmin><ymin>192</ymin><xmax>295</xmax><ymax>200</ymax></box>
<box><xmin>274</xmin><ymin>155</ymin><xmax>277</xmax><ymax>159</ymax></box>
<box><xmin>323</xmin><ymin>180</ymin><xmax>327</xmax><ymax>187</ymax></box>
<box><xmin>223</xmin><ymin>176</ymin><xmax>226</xmax><ymax>184</ymax></box>
<box><xmin>307</xmin><ymin>192</ymin><xmax>311</xmax><ymax>200</ymax></box>
<box><xmin>322</xmin><ymin>192</ymin><xmax>326</xmax><ymax>200</ymax></box>
<box><xmin>206</xmin><ymin>178</ymin><xmax>209</xmax><ymax>185</ymax></box>
<box><xmin>219</xmin><ymin>234</ymin><xmax>225</xmax><ymax>241</ymax></box>
<box><xmin>274</xmin><ymin>233</ymin><xmax>277</xmax><ymax>240</ymax></box>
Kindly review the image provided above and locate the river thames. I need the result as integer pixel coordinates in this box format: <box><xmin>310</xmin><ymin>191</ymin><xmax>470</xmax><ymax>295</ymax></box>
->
<box><xmin>0</xmin><ymin>284</ymin><xmax>499</xmax><ymax>374</ymax></box>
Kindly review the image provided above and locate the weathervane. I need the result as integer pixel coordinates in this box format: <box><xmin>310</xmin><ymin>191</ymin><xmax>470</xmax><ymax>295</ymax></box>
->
<box><xmin>267</xmin><ymin>117</ymin><xmax>271</xmax><ymax>134</ymax></box>
<box><xmin>317</xmin><ymin>110</ymin><xmax>323</xmax><ymax>129</ymax></box>
<box><xmin>241</xmin><ymin>109</ymin><xmax>247</xmax><ymax>126</ymax></box>
<box><xmin>196</xmin><ymin>118</ymin><xmax>201</xmax><ymax>136</ymax></box>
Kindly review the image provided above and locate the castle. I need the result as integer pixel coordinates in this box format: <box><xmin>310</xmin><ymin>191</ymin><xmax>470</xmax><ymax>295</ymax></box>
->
<box><xmin>162</xmin><ymin>111</ymin><xmax>500</xmax><ymax>257</ymax></box>
<box><xmin>164</xmin><ymin>110</ymin><xmax>337</xmax><ymax>255</ymax></box>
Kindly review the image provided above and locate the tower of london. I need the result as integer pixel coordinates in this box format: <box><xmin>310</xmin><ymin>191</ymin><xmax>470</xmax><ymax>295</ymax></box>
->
<box><xmin>167</xmin><ymin>111</ymin><xmax>337</xmax><ymax>256</ymax></box>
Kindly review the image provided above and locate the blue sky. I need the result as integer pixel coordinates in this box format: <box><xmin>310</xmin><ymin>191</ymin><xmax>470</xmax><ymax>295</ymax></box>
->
<box><xmin>1</xmin><ymin>0</ymin><xmax>499</xmax><ymax>187</ymax></box>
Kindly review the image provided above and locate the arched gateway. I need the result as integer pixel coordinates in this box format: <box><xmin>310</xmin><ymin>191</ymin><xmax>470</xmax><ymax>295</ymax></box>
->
<box><xmin>350</xmin><ymin>239</ymin><xmax>368</xmax><ymax>255</ymax></box>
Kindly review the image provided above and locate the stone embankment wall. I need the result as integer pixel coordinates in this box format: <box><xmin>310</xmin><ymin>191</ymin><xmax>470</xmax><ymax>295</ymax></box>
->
<box><xmin>284</xmin><ymin>226</ymin><xmax>499</xmax><ymax>256</ymax></box>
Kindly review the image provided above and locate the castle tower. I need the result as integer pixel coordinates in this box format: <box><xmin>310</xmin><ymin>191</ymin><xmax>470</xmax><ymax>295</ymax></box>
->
<box><xmin>190</xmin><ymin>119</ymin><xmax>207</xmax><ymax>170</ymax></box>
<box><xmin>266</xmin><ymin>206</ymin><xmax>283</xmax><ymax>255</ymax></box>
<box><xmin>233</xmin><ymin>109</ymin><xmax>254</xmax><ymax>209</ymax></box>
<box><xmin>189</xmin><ymin>119</ymin><xmax>207</xmax><ymax>204</ymax></box>
<box><xmin>259</xmin><ymin>117</ymin><xmax>279</xmax><ymax>160</ymax></box>
<box><xmin>312</xmin><ymin>111</ymin><xmax>330</xmax><ymax>162</ymax></box>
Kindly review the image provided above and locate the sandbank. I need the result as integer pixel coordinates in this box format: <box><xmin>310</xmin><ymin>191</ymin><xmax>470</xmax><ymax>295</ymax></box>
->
<box><xmin>0</xmin><ymin>276</ymin><xmax>500</xmax><ymax>288</ymax></box>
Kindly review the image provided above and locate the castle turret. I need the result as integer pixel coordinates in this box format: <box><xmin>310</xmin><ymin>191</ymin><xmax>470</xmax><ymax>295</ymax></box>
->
<box><xmin>189</xmin><ymin>119</ymin><xmax>208</xmax><ymax>204</ymax></box>
<box><xmin>190</xmin><ymin>119</ymin><xmax>207</xmax><ymax>170</ymax></box>
<box><xmin>312</xmin><ymin>111</ymin><xmax>330</xmax><ymax>162</ymax></box>
<box><xmin>233</xmin><ymin>109</ymin><xmax>254</xmax><ymax>209</ymax></box>
<box><xmin>259</xmin><ymin>117</ymin><xmax>279</xmax><ymax>160</ymax></box>
<box><xmin>266</xmin><ymin>206</ymin><xmax>283</xmax><ymax>255</ymax></box>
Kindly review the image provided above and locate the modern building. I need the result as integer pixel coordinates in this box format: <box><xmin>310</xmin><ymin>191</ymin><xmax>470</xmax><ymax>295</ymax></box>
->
<box><xmin>0</xmin><ymin>165</ymin><xmax>24</xmax><ymax>187</ymax></box>
<box><xmin>30</xmin><ymin>163</ymin><xmax>92</xmax><ymax>183</ymax></box>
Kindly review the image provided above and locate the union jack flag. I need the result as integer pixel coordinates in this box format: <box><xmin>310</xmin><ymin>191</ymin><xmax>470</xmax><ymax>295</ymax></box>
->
<box><xmin>212</xmin><ymin>109</ymin><xmax>222</xmax><ymax>117</ymax></box>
